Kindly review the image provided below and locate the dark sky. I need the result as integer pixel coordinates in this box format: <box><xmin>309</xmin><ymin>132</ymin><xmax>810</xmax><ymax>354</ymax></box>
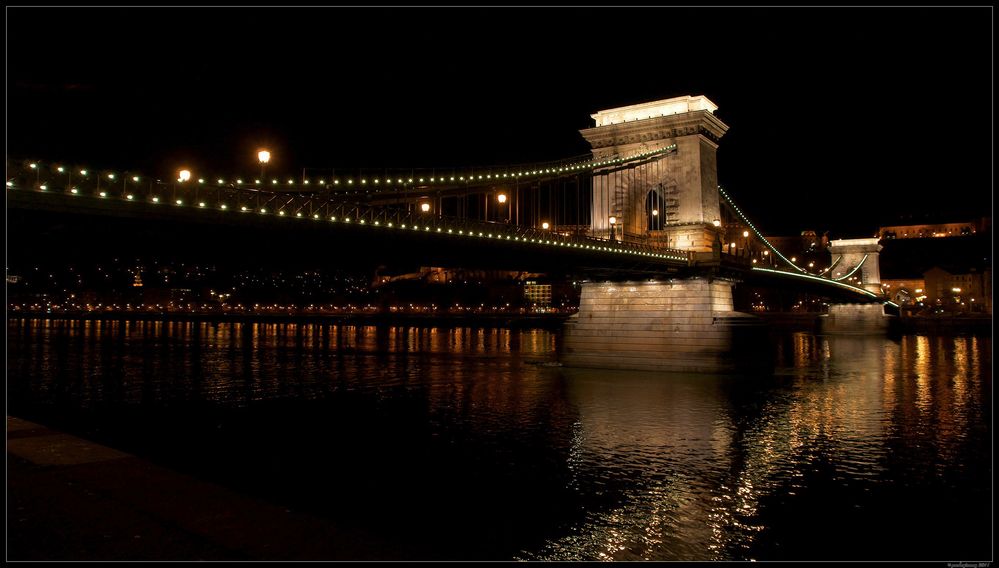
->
<box><xmin>7</xmin><ymin>7</ymin><xmax>993</xmax><ymax>237</ymax></box>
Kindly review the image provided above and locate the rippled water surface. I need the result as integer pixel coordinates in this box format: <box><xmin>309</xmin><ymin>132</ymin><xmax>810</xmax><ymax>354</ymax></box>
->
<box><xmin>7</xmin><ymin>319</ymin><xmax>993</xmax><ymax>560</ymax></box>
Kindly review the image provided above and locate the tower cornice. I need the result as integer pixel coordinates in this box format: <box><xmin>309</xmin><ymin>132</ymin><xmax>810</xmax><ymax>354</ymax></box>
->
<box><xmin>580</xmin><ymin>110</ymin><xmax>730</xmax><ymax>156</ymax></box>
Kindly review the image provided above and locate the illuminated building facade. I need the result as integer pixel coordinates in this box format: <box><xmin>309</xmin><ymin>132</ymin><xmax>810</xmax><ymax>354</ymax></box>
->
<box><xmin>878</xmin><ymin>218</ymin><xmax>990</xmax><ymax>239</ymax></box>
<box><xmin>524</xmin><ymin>281</ymin><xmax>552</xmax><ymax>307</ymax></box>
<box><xmin>923</xmin><ymin>265</ymin><xmax>992</xmax><ymax>313</ymax></box>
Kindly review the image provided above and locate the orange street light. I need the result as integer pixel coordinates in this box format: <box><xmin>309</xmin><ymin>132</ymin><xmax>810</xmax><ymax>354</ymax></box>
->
<box><xmin>258</xmin><ymin>150</ymin><xmax>271</xmax><ymax>187</ymax></box>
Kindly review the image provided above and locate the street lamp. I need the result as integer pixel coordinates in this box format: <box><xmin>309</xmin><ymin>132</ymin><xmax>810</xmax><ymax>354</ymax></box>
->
<box><xmin>497</xmin><ymin>193</ymin><xmax>508</xmax><ymax>223</ymax></box>
<box><xmin>420</xmin><ymin>202</ymin><xmax>431</xmax><ymax>213</ymax></box>
<box><xmin>177</xmin><ymin>169</ymin><xmax>191</xmax><ymax>202</ymax></box>
<box><xmin>541</xmin><ymin>221</ymin><xmax>550</xmax><ymax>230</ymax></box>
<box><xmin>609</xmin><ymin>216</ymin><xmax>617</xmax><ymax>241</ymax></box>
<box><xmin>258</xmin><ymin>150</ymin><xmax>270</xmax><ymax>187</ymax></box>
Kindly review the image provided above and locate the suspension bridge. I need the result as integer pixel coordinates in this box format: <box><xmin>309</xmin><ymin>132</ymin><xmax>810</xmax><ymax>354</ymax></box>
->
<box><xmin>6</xmin><ymin>95</ymin><xmax>894</xmax><ymax>372</ymax></box>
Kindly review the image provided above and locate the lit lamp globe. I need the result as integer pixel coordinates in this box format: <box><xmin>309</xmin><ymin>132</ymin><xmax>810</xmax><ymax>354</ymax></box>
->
<box><xmin>541</xmin><ymin>222</ymin><xmax>550</xmax><ymax>230</ymax></box>
<box><xmin>497</xmin><ymin>193</ymin><xmax>507</xmax><ymax>204</ymax></box>
<box><xmin>712</xmin><ymin>219</ymin><xmax>721</xmax><ymax>227</ymax></box>
<box><xmin>420</xmin><ymin>202</ymin><xmax>431</xmax><ymax>213</ymax></box>
<box><xmin>178</xmin><ymin>169</ymin><xmax>191</xmax><ymax>182</ymax></box>
<box><xmin>258</xmin><ymin>150</ymin><xmax>271</xmax><ymax>187</ymax></box>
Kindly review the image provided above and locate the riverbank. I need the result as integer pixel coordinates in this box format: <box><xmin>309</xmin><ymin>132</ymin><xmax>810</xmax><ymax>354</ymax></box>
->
<box><xmin>895</xmin><ymin>313</ymin><xmax>993</xmax><ymax>334</ymax></box>
<box><xmin>6</xmin><ymin>310</ymin><xmax>574</xmax><ymax>329</ymax></box>
<box><xmin>7</xmin><ymin>416</ymin><xmax>423</xmax><ymax>561</ymax></box>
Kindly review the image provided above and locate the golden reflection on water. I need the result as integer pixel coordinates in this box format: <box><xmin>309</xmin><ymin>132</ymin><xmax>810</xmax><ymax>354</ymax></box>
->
<box><xmin>7</xmin><ymin>318</ymin><xmax>992</xmax><ymax>561</ymax></box>
<box><xmin>525</xmin><ymin>331</ymin><xmax>991</xmax><ymax>561</ymax></box>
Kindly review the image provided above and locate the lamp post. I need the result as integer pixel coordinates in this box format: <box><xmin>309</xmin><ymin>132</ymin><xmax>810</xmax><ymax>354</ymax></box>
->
<box><xmin>76</xmin><ymin>169</ymin><xmax>87</xmax><ymax>194</ymax></box>
<box><xmin>258</xmin><ymin>150</ymin><xmax>270</xmax><ymax>188</ymax></box>
<box><xmin>497</xmin><ymin>192</ymin><xmax>508</xmax><ymax>223</ymax></box>
<box><xmin>177</xmin><ymin>169</ymin><xmax>191</xmax><ymax>202</ymax></box>
<box><xmin>609</xmin><ymin>216</ymin><xmax>617</xmax><ymax>242</ymax></box>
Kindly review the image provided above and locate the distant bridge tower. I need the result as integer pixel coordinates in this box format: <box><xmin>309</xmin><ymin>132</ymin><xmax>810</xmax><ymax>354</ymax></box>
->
<box><xmin>828</xmin><ymin>238</ymin><xmax>883</xmax><ymax>294</ymax></box>
<box><xmin>580</xmin><ymin>95</ymin><xmax>729</xmax><ymax>252</ymax></box>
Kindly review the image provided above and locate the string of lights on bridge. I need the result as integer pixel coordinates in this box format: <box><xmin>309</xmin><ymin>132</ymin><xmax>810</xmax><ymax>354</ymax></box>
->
<box><xmin>8</xmin><ymin>150</ymin><xmax>691</xmax><ymax>264</ymax></box>
<box><xmin>13</xmin><ymin>144</ymin><xmax>678</xmax><ymax>192</ymax></box>
<box><xmin>832</xmin><ymin>254</ymin><xmax>868</xmax><ymax>282</ymax></box>
<box><xmin>751</xmin><ymin>266</ymin><xmax>893</xmax><ymax>304</ymax></box>
<box><xmin>10</xmin><ymin>150</ymin><xmax>886</xmax><ymax>296</ymax></box>
<box><xmin>718</xmin><ymin>185</ymin><xmax>896</xmax><ymax>304</ymax></box>
<box><xmin>717</xmin><ymin>185</ymin><xmax>808</xmax><ymax>274</ymax></box>
<box><xmin>815</xmin><ymin>255</ymin><xmax>842</xmax><ymax>277</ymax></box>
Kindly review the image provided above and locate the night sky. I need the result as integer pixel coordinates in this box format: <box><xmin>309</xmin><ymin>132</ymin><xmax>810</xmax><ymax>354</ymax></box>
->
<box><xmin>7</xmin><ymin>7</ymin><xmax>993</xmax><ymax>237</ymax></box>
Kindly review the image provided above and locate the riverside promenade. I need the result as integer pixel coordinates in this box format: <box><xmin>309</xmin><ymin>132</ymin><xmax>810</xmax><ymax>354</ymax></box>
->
<box><xmin>7</xmin><ymin>416</ymin><xmax>407</xmax><ymax>561</ymax></box>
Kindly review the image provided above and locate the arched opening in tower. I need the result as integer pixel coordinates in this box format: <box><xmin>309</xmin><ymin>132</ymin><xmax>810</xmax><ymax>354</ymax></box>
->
<box><xmin>646</xmin><ymin>189</ymin><xmax>665</xmax><ymax>231</ymax></box>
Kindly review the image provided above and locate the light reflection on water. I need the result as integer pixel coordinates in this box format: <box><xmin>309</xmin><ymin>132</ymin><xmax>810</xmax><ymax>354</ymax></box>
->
<box><xmin>7</xmin><ymin>319</ymin><xmax>992</xmax><ymax>560</ymax></box>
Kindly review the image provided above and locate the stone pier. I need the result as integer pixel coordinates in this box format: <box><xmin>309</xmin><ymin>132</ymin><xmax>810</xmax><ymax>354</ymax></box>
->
<box><xmin>822</xmin><ymin>238</ymin><xmax>892</xmax><ymax>333</ymax></box>
<box><xmin>561</xmin><ymin>279</ymin><xmax>770</xmax><ymax>374</ymax></box>
<box><xmin>819</xmin><ymin>303</ymin><xmax>893</xmax><ymax>334</ymax></box>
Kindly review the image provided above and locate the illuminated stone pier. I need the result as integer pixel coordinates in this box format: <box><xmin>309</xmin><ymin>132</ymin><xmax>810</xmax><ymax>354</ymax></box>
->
<box><xmin>820</xmin><ymin>303</ymin><xmax>892</xmax><ymax>334</ymax></box>
<box><xmin>562</xmin><ymin>279</ymin><xmax>770</xmax><ymax>374</ymax></box>
<box><xmin>821</xmin><ymin>238</ymin><xmax>891</xmax><ymax>333</ymax></box>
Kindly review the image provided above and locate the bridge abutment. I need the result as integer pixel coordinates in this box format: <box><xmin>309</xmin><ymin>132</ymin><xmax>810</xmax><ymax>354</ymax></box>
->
<box><xmin>819</xmin><ymin>303</ymin><xmax>893</xmax><ymax>334</ymax></box>
<box><xmin>822</xmin><ymin>238</ymin><xmax>893</xmax><ymax>333</ymax></box>
<box><xmin>562</xmin><ymin>278</ymin><xmax>770</xmax><ymax>374</ymax></box>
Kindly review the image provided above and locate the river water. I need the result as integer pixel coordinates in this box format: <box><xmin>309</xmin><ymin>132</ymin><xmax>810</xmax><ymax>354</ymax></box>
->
<box><xmin>6</xmin><ymin>318</ymin><xmax>992</xmax><ymax>560</ymax></box>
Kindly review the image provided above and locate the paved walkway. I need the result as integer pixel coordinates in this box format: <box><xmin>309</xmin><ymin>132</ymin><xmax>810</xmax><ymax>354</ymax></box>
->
<box><xmin>7</xmin><ymin>416</ymin><xmax>407</xmax><ymax>561</ymax></box>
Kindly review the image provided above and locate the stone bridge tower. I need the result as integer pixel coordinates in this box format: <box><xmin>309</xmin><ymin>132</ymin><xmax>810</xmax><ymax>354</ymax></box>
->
<box><xmin>828</xmin><ymin>238</ymin><xmax>884</xmax><ymax>294</ymax></box>
<box><xmin>580</xmin><ymin>95</ymin><xmax>729</xmax><ymax>252</ymax></box>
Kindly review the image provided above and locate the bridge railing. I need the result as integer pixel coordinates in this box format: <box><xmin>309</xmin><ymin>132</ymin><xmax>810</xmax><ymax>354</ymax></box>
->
<box><xmin>6</xmin><ymin>169</ymin><xmax>694</xmax><ymax>265</ymax></box>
